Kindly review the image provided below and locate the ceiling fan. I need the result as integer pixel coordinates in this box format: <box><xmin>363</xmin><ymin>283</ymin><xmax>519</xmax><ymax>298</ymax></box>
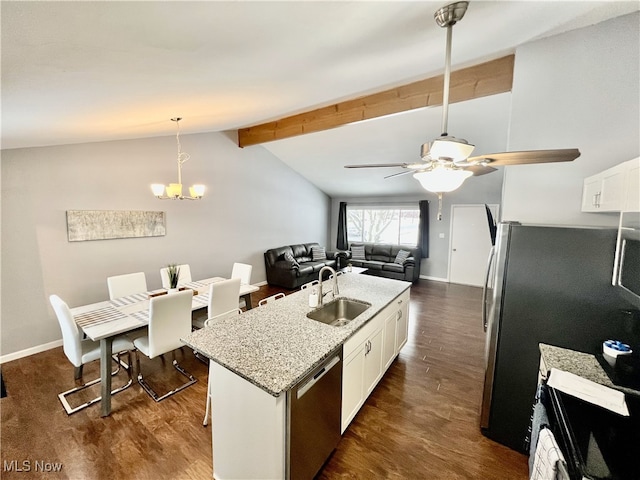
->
<box><xmin>344</xmin><ymin>1</ymin><xmax>580</xmax><ymax>197</ymax></box>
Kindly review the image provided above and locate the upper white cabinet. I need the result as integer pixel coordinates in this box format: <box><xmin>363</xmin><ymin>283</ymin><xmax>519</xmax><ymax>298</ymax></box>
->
<box><xmin>582</xmin><ymin>158</ymin><xmax>640</xmax><ymax>213</ymax></box>
<box><xmin>625</xmin><ymin>160</ymin><xmax>640</xmax><ymax>212</ymax></box>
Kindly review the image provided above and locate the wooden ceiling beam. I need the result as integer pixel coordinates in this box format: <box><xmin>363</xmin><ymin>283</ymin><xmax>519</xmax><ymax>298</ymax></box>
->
<box><xmin>237</xmin><ymin>54</ymin><xmax>514</xmax><ymax>147</ymax></box>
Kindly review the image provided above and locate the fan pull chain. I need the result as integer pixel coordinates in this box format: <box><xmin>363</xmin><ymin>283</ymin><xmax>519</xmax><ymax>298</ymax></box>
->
<box><xmin>437</xmin><ymin>193</ymin><xmax>444</xmax><ymax>221</ymax></box>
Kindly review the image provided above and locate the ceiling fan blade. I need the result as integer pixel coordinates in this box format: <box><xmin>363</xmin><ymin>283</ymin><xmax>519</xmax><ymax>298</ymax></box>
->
<box><xmin>465</xmin><ymin>165</ymin><xmax>497</xmax><ymax>176</ymax></box>
<box><xmin>344</xmin><ymin>163</ymin><xmax>408</xmax><ymax>169</ymax></box>
<box><xmin>384</xmin><ymin>170</ymin><xmax>416</xmax><ymax>179</ymax></box>
<box><xmin>467</xmin><ymin>148</ymin><xmax>580</xmax><ymax>166</ymax></box>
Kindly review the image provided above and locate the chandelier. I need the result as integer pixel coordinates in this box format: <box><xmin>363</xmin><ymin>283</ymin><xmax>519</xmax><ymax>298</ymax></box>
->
<box><xmin>151</xmin><ymin>118</ymin><xmax>205</xmax><ymax>200</ymax></box>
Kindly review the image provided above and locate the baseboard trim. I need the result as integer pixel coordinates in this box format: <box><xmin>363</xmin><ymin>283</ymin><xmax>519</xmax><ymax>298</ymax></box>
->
<box><xmin>0</xmin><ymin>339</ymin><xmax>63</xmax><ymax>364</ymax></box>
<box><xmin>419</xmin><ymin>275</ymin><xmax>448</xmax><ymax>283</ymax></box>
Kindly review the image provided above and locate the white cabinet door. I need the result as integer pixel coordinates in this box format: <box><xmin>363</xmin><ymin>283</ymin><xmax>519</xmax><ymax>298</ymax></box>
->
<box><xmin>582</xmin><ymin>159</ymin><xmax>639</xmax><ymax>213</ymax></box>
<box><xmin>624</xmin><ymin>160</ymin><xmax>640</xmax><ymax>212</ymax></box>
<box><xmin>382</xmin><ymin>311</ymin><xmax>397</xmax><ymax>371</ymax></box>
<box><xmin>599</xmin><ymin>166</ymin><xmax>627</xmax><ymax>211</ymax></box>
<box><xmin>363</xmin><ymin>329</ymin><xmax>383</xmax><ymax>397</ymax></box>
<box><xmin>395</xmin><ymin>300</ymin><xmax>409</xmax><ymax>353</ymax></box>
<box><xmin>582</xmin><ymin>176</ymin><xmax>601</xmax><ymax>212</ymax></box>
<box><xmin>341</xmin><ymin>346</ymin><xmax>364</xmax><ymax>433</ymax></box>
<box><xmin>341</xmin><ymin>288</ymin><xmax>411</xmax><ymax>433</ymax></box>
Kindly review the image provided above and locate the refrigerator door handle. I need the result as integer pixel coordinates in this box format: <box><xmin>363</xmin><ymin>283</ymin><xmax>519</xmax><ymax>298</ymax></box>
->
<box><xmin>482</xmin><ymin>246</ymin><xmax>495</xmax><ymax>332</ymax></box>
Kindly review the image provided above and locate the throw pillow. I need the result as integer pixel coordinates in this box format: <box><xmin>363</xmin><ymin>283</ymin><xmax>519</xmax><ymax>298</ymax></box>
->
<box><xmin>394</xmin><ymin>249</ymin><xmax>411</xmax><ymax>264</ymax></box>
<box><xmin>351</xmin><ymin>245</ymin><xmax>366</xmax><ymax>260</ymax></box>
<box><xmin>311</xmin><ymin>246</ymin><xmax>326</xmax><ymax>261</ymax></box>
<box><xmin>284</xmin><ymin>252</ymin><xmax>299</xmax><ymax>267</ymax></box>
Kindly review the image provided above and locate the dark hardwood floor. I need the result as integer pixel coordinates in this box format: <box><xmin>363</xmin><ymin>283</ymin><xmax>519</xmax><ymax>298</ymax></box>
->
<box><xmin>0</xmin><ymin>281</ymin><xmax>527</xmax><ymax>479</ymax></box>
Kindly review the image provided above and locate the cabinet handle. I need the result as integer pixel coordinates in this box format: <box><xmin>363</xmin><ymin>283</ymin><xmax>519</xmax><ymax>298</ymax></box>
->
<box><xmin>397</xmin><ymin>310</ymin><xmax>402</xmax><ymax>321</ymax></box>
<box><xmin>397</xmin><ymin>299</ymin><xmax>403</xmax><ymax>305</ymax></box>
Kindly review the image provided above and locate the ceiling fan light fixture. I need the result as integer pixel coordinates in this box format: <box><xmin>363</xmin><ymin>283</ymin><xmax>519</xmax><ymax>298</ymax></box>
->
<box><xmin>429</xmin><ymin>137</ymin><xmax>475</xmax><ymax>162</ymax></box>
<box><xmin>413</xmin><ymin>166</ymin><xmax>472</xmax><ymax>193</ymax></box>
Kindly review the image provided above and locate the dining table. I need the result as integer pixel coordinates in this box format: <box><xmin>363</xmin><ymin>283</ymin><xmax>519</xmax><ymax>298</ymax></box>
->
<box><xmin>69</xmin><ymin>277</ymin><xmax>259</xmax><ymax>416</ymax></box>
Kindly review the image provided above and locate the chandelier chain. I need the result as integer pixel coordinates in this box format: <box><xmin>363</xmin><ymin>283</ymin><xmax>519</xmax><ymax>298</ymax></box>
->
<box><xmin>174</xmin><ymin>118</ymin><xmax>191</xmax><ymax>165</ymax></box>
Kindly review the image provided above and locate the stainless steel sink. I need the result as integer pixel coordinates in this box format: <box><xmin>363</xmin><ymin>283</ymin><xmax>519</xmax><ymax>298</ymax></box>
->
<box><xmin>307</xmin><ymin>298</ymin><xmax>371</xmax><ymax>327</ymax></box>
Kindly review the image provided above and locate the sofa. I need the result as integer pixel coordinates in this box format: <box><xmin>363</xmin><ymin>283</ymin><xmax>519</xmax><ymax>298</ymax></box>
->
<box><xmin>264</xmin><ymin>243</ymin><xmax>341</xmax><ymax>289</ymax></box>
<box><xmin>342</xmin><ymin>242</ymin><xmax>421</xmax><ymax>282</ymax></box>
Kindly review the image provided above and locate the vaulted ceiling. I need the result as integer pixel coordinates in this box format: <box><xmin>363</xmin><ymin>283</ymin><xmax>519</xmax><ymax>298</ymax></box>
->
<box><xmin>3</xmin><ymin>1</ymin><xmax>637</xmax><ymax>196</ymax></box>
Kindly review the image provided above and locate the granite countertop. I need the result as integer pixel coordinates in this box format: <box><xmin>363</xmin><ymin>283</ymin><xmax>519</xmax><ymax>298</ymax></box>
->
<box><xmin>539</xmin><ymin>343</ymin><xmax>640</xmax><ymax>397</ymax></box>
<box><xmin>182</xmin><ymin>273</ymin><xmax>410</xmax><ymax>397</ymax></box>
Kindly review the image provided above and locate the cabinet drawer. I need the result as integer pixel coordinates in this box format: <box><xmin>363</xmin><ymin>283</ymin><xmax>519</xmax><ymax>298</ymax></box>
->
<box><xmin>343</xmin><ymin>313</ymin><xmax>382</xmax><ymax>359</ymax></box>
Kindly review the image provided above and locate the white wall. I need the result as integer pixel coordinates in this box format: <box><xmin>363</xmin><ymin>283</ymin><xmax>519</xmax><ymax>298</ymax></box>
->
<box><xmin>502</xmin><ymin>12</ymin><xmax>640</xmax><ymax>226</ymax></box>
<box><xmin>1</xmin><ymin>131</ymin><xmax>330</xmax><ymax>357</ymax></box>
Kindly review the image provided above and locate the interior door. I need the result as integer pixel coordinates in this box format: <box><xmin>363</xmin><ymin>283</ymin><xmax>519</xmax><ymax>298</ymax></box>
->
<box><xmin>448</xmin><ymin>204</ymin><xmax>497</xmax><ymax>287</ymax></box>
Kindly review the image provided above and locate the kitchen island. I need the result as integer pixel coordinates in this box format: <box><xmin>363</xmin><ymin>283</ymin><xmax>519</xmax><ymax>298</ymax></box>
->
<box><xmin>182</xmin><ymin>273</ymin><xmax>411</xmax><ymax>480</ymax></box>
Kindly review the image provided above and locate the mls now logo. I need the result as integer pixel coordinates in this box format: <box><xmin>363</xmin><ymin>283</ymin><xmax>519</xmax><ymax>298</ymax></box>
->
<box><xmin>3</xmin><ymin>459</ymin><xmax>63</xmax><ymax>472</ymax></box>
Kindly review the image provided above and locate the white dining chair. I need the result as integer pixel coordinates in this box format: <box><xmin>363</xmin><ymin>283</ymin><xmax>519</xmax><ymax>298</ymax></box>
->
<box><xmin>301</xmin><ymin>280</ymin><xmax>319</xmax><ymax>290</ymax></box>
<box><xmin>258</xmin><ymin>292</ymin><xmax>285</xmax><ymax>307</ymax></box>
<box><xmin>193</xmin><ymin>278</ymin><xmax>241</xmax><ymax>330</ymax></box>
<box><xmin>133</xmin><ymin>290</ymin><xmax>197</xmax><ymax>402</ymax></box>
<box><xmin>231</xmin><ymin>263</ymin><xmax>252</xmax><ymax>285</ymax></box>
<box><xmin>202</xmin><ymin>308</ymin><xmax>242</xmax><ymax>426</ymax></box>
<box><xmin>160</xmin><ymin>264</ymin><xmax>192</xmax><ymax>289</ymax></box>
<box><xmin>49</xmin><ymin>295</ymin><xmax>135</xmax><ymax>414</ymax></box>
<box><xmin>231</xmin><ymin>263</ymin><xmax>252</xmax><ymax>309</ymax></box>
<box><xmin>107</xmin><ymin>272</ymin><xmax>148</xmax><ymax>300</ymax></box>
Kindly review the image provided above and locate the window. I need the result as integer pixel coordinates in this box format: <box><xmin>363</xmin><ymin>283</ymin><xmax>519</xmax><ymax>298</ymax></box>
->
<box><xmin>347</xmin><ymin>206</ymin><xmax>420</xmax><ymax>246</ymax></box>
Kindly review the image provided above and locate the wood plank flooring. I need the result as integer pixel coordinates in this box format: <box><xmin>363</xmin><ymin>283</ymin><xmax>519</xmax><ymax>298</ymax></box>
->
<box><xmin>0</xmin><ymin>280</ymin><xmax>528</xmax><ymax>479</ymax></box>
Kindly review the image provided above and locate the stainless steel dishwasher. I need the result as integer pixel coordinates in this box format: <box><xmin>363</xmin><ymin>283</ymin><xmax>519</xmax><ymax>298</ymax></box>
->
<box><xmin>287</xmin><ymin>346</ymin><xmax>342</xmax><ymax>480</ymax></box>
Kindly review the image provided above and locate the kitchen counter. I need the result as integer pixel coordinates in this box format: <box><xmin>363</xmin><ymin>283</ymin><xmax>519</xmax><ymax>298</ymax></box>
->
<box><xmin>539</xmin><ymin>343</ymin><xmax>640</xmax><ymax>480</ymax></box>
<box><xmin>182</xmin><ymin>273</ymin><xmax>410</xmax><ymax>396</ymax></box>
<box><xmin>539</xmin><ymin>343</ymin><xmax>640</xmax><ymax>397</ymax></box>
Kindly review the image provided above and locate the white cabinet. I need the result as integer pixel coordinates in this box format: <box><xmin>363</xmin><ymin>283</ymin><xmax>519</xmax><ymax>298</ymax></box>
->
<box><xmin>395</xmin><ymin>296</ymin><xmax>409</xmax><ymax>352</ymax></box>
<box><xmin>342</xmin><ymin>321</ymin><xmax>383</xmax><ymax>433</ymax></box>
<box><xmin>341</xmin><ymin>343</ymin><xmax>365</xmax><ymax>432</ymax></box>
<box><xmin>382</xmin><ymin>311</ymin><xmax>397</xmax><ymax>371</ymax></box>
<box><xmin>624</xmin><ymin>160</ymin><xmax>640</xmax><ymax>212</ymax></box>
<box><xmin>582</xmin><ymin>158</ymin><xmax>640</xmax><ymax>212</ymax></box>
<box><xmin>341</xmin><ymin>289</ymin><xmax>410</xmax><ymax>433</ymax></box>
<box><xmin>582</xmin><ymin>177</ymin><xmax>602</xmax><ymax>212</ymax></box>
<box><xmin>363</xmin><ymin>329</ymin><xmax>383</xmax><ymax>397</ymax></box>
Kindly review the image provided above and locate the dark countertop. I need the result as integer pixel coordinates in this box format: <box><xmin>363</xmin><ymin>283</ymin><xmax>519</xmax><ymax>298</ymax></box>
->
<box><xmin>540</xmin><ymin>344</ymin><xmax>640</xmax><ymax>480</ymax></box>
<box><xmin>539</xmin><ymin>343</ymin><xmax>640</xmax><ymax>398</ymax></box>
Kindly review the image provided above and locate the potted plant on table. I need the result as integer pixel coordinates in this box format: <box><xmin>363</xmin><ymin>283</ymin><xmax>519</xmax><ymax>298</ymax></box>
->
<box><xmin>167</xmin><ymin>263</ymin><xmax>180</xmax><ymax>292</ymax></box>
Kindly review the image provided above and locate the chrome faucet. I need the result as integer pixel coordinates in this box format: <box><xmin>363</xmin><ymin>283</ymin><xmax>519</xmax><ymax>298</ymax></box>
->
<box><xmin>318</xmin><ymin>266</ymin><xmax>340</xmax><ymax>306</ymax></box>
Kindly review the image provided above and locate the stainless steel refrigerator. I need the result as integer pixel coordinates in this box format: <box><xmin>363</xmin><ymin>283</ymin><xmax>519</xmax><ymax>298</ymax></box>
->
<box><xmin>479</xmin><ymin>222</ymin><xmax>638</xmax><ymax>452</ymax></box>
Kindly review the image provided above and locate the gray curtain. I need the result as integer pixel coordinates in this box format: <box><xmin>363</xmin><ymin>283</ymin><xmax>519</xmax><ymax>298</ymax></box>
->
<box><xmin>337</xmin><ymin>202</ymin><xmax>348</xmax><ymax>250</ymax></box>
<box><xmin>418</xmin><ymin>200</ymin><xmax>429</xmax><ymax>258</ymax></box>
